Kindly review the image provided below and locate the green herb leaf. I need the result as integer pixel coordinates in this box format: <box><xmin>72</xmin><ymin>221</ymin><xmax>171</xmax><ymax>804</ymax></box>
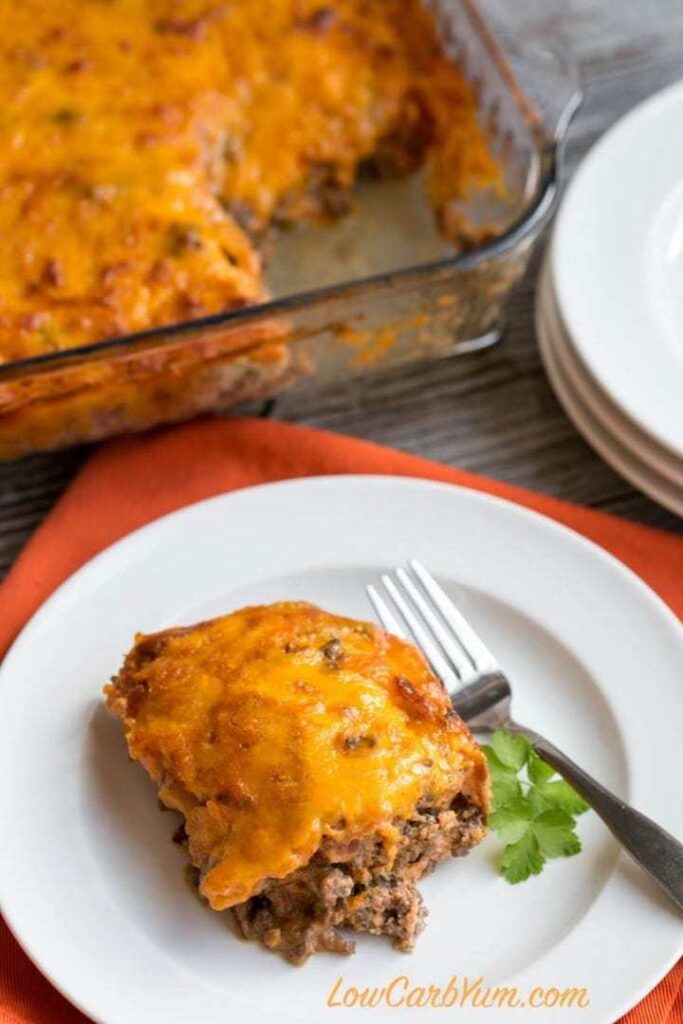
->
<box><xmin>532</xmin><ymin>809</ymin><xmax>582</xmax><ymax>859</ymax></box>
<box><xmin>492</xmin><ymin>730</ymin><xmax>531</xmax><ymax>771</ymax></box>
<box><xmin>492</xmin><ymin>774</ymin><xmax>523</xmax><ymax>808</ymax></box>
<box><xmin>484</xmin><ymin>729</ymin><xmax>590</xmax><ymax>884</ymax></box>
<box><xmin>489</xmin><ymin>798</ymin><xmax>532</xmax><ymax>845</ymax></box>
<box><xmin>482</xmin><ymin>745</ymin><xmax>515</xmax><ymax>780</ymax></box>
<box><xmin>501</xmin><ymin>829</ymin><xmax>544</xmax><ymax>884</ymax></box>
<box><xmin>527</xmin><ymin>751</ymin><xmax>555</xmax><ymax>785</ymax></box>
<box><xmin>535</xmin><ymin>779</ymin><xmax>589</xmax><ymax>816</ymax></box>
<box><xmin>527</xmin><ymin>785</ymin><xmax>552</xmax><ymax>817</ymax></box>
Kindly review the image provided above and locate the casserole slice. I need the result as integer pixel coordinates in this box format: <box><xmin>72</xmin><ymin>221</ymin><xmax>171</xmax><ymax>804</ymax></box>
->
<box><xmin>105</xmin><ymin>601</ymin><xmax>490</xmax><ymax>963</ymax></box>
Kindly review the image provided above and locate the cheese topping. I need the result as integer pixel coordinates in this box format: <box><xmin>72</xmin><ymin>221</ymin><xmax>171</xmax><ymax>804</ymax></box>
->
<box><xmin>0</xmin><ymin>0</ymin><xmax>498</xmax><ymax>361</ymax></box>
<box><xmin>106</xmin><ymin>602</ymin><xmax>490</xmax><ymax>909</ymax></box>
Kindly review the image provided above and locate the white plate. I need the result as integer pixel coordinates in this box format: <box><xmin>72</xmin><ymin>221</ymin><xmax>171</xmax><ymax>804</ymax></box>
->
<box><xmin>536</xmin><ymin>272</ymin><xmax>683</xmax><ymax>516</ymax></box>
<box><xmin>0</xmin><ymin>477</ymin><xmax>682</xmax><ymax>1024</ymax></box>
<box><xmin>540</xmin><ymin>260</ymin><xmax>683</xmax><ymax>488</ymax></box>
<box><xmin>552</xmin><ymin>78</ymin><xmax>683</xmax><ymax>458</ymax></box>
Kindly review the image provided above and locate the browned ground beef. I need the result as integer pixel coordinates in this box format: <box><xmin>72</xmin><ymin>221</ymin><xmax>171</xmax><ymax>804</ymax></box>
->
<box><xmin>231</xmin><ymin>794</ymin><xmax>485</xmax><ymax>964</ymax></box>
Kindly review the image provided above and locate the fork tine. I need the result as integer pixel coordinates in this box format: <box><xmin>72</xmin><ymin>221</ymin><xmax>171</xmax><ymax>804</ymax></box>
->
<box><xmin>395</xmin><ymin>567</ymin><xmax>476</xmax><ymax>684</ymax></box>
<box><xmin>410</xmin><ymin>560</ymin><xmax>500</xmax><ymax>674</ymax></box>
<box><xmin>366</xmin><ymin>584</ymin><xmax>408</xmax><ymax>641</ymax></box>
<box><xmin>380</xmin><ymin>574</ymin><xmax>461</xmax><ymax>691</ymax></box>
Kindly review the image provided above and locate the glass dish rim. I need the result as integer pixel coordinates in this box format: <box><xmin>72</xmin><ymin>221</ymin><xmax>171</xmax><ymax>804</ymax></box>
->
<box><xmin>0</xmin><ymin>158</ymin><xmax>559</xmax><ymax>383</ymax></box>
<box><xmin>0</xmin><ymin>0</ymin><xmax>568</xmax><ymax>384</ymax></box>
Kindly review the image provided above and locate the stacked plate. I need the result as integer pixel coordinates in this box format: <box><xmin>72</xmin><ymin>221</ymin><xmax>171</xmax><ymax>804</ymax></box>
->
<box><xmin>536</xmin><ymin>80</ymin><xmax>683</xmax><ymax>517</ymax></box>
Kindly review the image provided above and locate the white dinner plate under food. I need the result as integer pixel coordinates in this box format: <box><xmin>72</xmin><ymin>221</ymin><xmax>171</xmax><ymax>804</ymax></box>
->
<box><xmin>0</xmin><ymin>477</ymin><xmax>681</xmax><ymax>1024</ymax></box>
<box><xmin>540</xmin><ymin>259</ymin><xmax>683</xmax><ymax>490</ymax></box>
<box><xmin>551</xmin><ymin>78</ymin><xmax>683</xmax><ymax>460</ymax></box>
<box><xmin>536</xmin><ymin>271</ymin><xmax>683</xmax><ymax>516</ymax></box>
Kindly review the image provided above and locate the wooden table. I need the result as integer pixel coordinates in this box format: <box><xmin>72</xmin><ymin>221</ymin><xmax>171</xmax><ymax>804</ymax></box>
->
<box><xmin>2</xmin><ymin>0</ymin><xmax>682</xmax><ymax>579</ymax></box>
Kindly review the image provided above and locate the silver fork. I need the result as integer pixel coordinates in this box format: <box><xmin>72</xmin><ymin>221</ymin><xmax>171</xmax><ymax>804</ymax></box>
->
<box><xmin>367</xmin><ymin>560</ymin><xmax>683</xmax><ymax>911</ymax></box>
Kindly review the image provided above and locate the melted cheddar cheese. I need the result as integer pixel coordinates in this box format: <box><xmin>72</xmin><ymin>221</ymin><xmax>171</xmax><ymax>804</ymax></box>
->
<box><xmin>106</xmin><ymin>602</ymin><xmax>490</xmax><ymax>910</ymax></box>
<box><xmin>0</xmin><ymin>0</ymin><xmax>497</xmax><ymax>362</ymax></box>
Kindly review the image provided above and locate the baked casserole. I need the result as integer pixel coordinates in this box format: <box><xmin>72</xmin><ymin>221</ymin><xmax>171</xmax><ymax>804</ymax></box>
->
<box><xmin>0</xmin><ymin>0</ymin><xmax>498</xmax><ymax>363</ymax></box>
<box><xmin>105</xmin><ymin>601</ymin><xmax>490</xmax><ymax>963</ymax></box>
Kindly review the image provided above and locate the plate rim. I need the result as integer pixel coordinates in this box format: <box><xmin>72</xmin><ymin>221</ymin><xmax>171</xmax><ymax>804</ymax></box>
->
<box><xmin>1</xmin><ymin>474</ymin><xmax>682</xmax><ymax>1024</ymax></box>
<box><xmin>4</xmin><ymin>474</ymin><xmax>682</xmax><ymax>661</ymax></box>
<box><xmin>536</xmin><ymin>271</ymin><xmax>683</xmax><ymax>515</ymax></box>
<box><xmin>540</xmin><ymin>259</ymin><xmax>683</xmax><ymax>487</ymax></box>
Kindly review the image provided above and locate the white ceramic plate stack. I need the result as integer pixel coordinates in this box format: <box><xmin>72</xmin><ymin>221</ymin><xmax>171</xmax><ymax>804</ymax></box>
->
<box><xmin>536</xmin><ymin>80</ymin><xmax>683</xmax><ymax>517</ymax></box>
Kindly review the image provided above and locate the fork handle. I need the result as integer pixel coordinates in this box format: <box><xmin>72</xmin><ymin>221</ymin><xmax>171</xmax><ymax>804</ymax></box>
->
<box><xmin>510</xmin><ymin>723</ymin><xmax>683</xmax><ymax>911</ymax></box>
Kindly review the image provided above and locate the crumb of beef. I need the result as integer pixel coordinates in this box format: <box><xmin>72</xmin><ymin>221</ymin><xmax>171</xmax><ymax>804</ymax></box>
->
<box><xmin>232</xmin><ymin>794</ymin><xmax>485</xmax><ymax>964</ymax></box>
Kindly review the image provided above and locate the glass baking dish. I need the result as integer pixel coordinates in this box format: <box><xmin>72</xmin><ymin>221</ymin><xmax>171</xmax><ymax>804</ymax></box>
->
<box><xmin>0</xmin><ymin>0</ymin><xmax>580</xmax><ymax>459</ymax></box>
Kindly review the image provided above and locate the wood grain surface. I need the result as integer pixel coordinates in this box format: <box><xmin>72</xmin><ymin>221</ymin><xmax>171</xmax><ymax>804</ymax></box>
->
<box><xmin>1</xmin><ymin>0</ymin><xmax>682</xmax><ymax>580</ymax></box>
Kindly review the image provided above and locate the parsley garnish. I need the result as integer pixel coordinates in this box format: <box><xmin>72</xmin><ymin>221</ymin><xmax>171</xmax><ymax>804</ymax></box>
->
<box><xmin>483</xmin><ymin>730</ymin><xmax>589</xmax><ymax>884</ymax></box>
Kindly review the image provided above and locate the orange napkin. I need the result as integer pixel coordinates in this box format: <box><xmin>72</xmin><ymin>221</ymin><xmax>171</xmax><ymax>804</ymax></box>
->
<box><xmin>1</xmin><ymin>417</ymin><xmax>681</xmax><ymax>1024</ymax></box>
